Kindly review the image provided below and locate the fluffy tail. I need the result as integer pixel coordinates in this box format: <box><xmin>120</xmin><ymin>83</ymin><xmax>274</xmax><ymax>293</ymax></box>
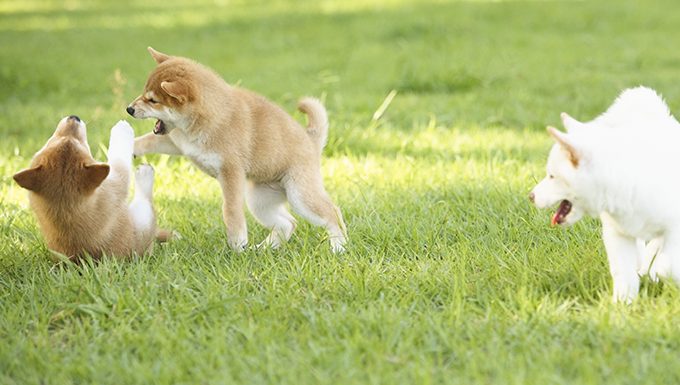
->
<box><xmin>155</xmin><ymin>228</ymin><xmax>177</xmax><ymax>243</ymax></box>
<box><xmin>298</xmin><ymin>97</ymin><xmax>329</xmax><ymax>151</ymax></box>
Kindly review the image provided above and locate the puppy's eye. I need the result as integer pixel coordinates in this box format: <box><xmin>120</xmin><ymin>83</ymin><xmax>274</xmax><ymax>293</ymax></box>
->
<box><xmin>148</xmin><ymin>98</ymin><xmax>158</xmax><ymax>104</ymax></box>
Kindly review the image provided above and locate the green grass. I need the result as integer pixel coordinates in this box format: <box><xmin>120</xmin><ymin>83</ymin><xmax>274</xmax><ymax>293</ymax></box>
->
<box><xmin>3</xmin><ymin>0</ymin><xmax>680</xmax><ymax>383</ymax></box>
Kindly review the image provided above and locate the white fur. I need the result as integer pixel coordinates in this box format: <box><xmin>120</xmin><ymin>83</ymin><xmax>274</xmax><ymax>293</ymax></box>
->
<box><xmin>284</xmin><ymin>177</ymin><xmax>347</xmax><ymax>253</ymax></box>
<box><xmin>109</xmin><ymin>121</ymin><xmax>135</xmax><ymax>163</ymax></box>
<box><xmin>245</xmin><ymin>181</ymin><xmax>296</xmax><ymax>249</ymax></box>
<box><xmin>129</xmin><ymin>165</ymin><xmax>155</xmax><ymax>232</ymax></box>
<box><xmin>531</xmin><ymin>86</ymin><xmax>680</xmax><ymax>302</ymax></box>
<box><xmin>167</xmin><ymin>129</ymin><xmax>222</xmax><ymax>178</ymax></box>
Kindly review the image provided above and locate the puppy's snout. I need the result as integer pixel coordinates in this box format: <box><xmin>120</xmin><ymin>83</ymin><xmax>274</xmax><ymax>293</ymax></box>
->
<box><xmin>126</xmin><ymin>106</ymin><xmax>135</xmax><ymax>116</ymax></box>
<box><xmin>528</xmin><ymin>192</ymin><xmax>535</xmax><ymax>203</ymax></box>
<box><xmin>68</xmin><ymin>115</ymin><xmax>80</xmax><ymax>122</ymax></box>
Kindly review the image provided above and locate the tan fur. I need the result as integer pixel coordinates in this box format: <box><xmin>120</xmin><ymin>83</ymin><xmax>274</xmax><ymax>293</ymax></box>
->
<box><xmin>13</xmin><ymin>117</ymin><xmax>165</xmax><ymax>262</ymax></box>
<box><xmin>547</xmin><ymin>126</ymin><xmax>580</xmax><ymax>167</ymax></box>
<box><xmin>128</xmin><ymin>47</ymin><xmax>347</xmax><ymax>252</ymax></box>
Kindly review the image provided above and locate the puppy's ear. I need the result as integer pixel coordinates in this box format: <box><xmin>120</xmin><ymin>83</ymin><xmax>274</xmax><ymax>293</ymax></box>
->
<box><xmin>560</xmin><ymin>112</ymin><xmax>585</xmax><ymax>132</ymax></box>
<box><xmin>547</xmin><ymin>126</ymin><xmax>580</xmax><ymax>167</ymax></box>
<box><xmin>81</xmin><ymin>163</ymin><xmax>110</xmax><ymax>192</ymax></box>
<box><xmin>161</xmin><ymin>81</ymin><xmax>189</xmax><ymax>104</ymax></box>
<box><xmin>13</xmin><ymin>166</ymin><xmax>44</xmax><ymax>192</ymax></box>
<box><xmin>148</xmin><ymin>47</ymin><xmax>170</xmax><ymax>64</ymax></box>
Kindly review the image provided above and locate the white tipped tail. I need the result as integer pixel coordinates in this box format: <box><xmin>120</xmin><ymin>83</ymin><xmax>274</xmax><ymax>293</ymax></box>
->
<box><xmin>298</xmin><ymin>97</ymin><xmax>329</xmax><ymax>151</ymax></box>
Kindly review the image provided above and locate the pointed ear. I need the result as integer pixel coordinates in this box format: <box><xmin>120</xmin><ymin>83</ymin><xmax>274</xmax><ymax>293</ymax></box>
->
<box><xmin>161</xmin><ymin>81</ymin><xmax>188</xmax><ymax>104</ymax></box>
<box><xmin>560</xmin><ymin>112</ymin><xmax>585</xmax><ymax>132</ymax></box>
<box><xmin>81</xmin><ymin>163</ymin><xmax>110</xmax><ymax>191</ymax></box>
<box><xmin>13</xmin><ymin>166</ymin><xmax>43</xmax><ymax>192</ymax></box>
<box><xmin>148</xmin><ymin>47</ymin><xmax>170</xmax><ymax>64</ymax></box>
<box><xmin>547</xmin><ymin>126</ymin><xmax>580</xmax><ymax>167</ymax></box>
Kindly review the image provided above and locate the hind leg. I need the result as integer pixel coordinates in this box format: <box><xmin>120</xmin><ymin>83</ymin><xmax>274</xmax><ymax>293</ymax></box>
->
<box><xmin>662</xmin><ymin>232</ymin><xmax>680</xmax><ymax>284</ymax></box>
<box><xmin>246</xmin><ymin>182</ymin><xmax>296</xmax><ymax>249</ymax></box>
<box><xmin>129</xmin><ymin>164</ymin><xmax>157</xmax><ymax>253</ymax></box>
<box><xmin>284</xmin><ymin>172</ymin><xmax>347</xmax><ymax>253</ymax></box>
<box><xmin>638</xmin><ymin>237</ymin><xmax>666</xmax><ymax>281</ymax></box>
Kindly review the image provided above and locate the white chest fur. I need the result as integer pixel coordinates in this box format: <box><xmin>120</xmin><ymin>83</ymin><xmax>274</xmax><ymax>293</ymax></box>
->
<box><xmin>601</xmin><ymin>210</ymin><xmax>663</xmax><ymax>241</ymax></box>
<box><xmin>168</xmin><ymin>129</ymin><xmax>222</xmax><ymax>178</ymax></box>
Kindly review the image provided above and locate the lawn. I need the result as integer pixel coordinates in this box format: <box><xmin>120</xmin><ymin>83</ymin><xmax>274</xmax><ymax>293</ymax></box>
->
<box><xmin>3</xmin><ymin>0</ymin><xmax>680</xmax><ymax>384</ymax></box>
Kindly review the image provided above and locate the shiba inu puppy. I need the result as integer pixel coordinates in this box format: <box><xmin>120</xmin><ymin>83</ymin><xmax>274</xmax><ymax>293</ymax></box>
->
<box><xmin>530</xmin><ymin>87</ymin><xmax>680</xmax><ymax>302</ymax></box>
<box><xmin>13</xmin><ymin>117</ymin><xmax>166</xmax><ymax>261</ymax></box>
<box><xmin>126</xmin><ymin>47</ymin><xmax>347</xmax><ymax>253</ymax></box>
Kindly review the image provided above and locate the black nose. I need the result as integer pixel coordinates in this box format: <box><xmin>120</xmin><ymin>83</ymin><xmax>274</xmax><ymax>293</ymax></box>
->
<box><xmin>528</xmin><ymin>192</ymin><xmax>535</xmax><ymax>203</ymax></box>
<box><xmin>126</xmin><ymin>106</ymin><xmax>135</xmax><ymax>116</ymax></box>
<box><xmin>68</xmin><ymin>115</ymin><xmax>80</xmax><ymax>122</ymax></box>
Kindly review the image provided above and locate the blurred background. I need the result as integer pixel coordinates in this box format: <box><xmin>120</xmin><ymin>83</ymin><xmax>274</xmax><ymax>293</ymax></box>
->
<box><xmin>3</xmin><ymin>0</ymin><xmax>680</xmax><ymax>150</ymax></box>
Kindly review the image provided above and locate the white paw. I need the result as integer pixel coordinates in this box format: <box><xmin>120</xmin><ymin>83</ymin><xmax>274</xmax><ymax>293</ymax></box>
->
<box><xmin>649</xmin><ymin>258</ymin><xmax>671</xmax><ymax>283</ymax></box>
<box><xmin>257</xmin><ymin>224</ymin><xmax>295</xmax><ymax>250</ymax></box>
<box><xmin>111</xmin><ymin>120</ymin><xmax>134</xmax><ymax>141</ymax></box>
<box><xmin>647</xmin><ymin>265</ymin><xmax>667</xmax><ymax>283</ymax></box>
<box><xmin>135</xmin><ymin>163</ymin><xmax>155</xmax><ymax>179</ymax></box>
<box><xmin>331</xmin><ymin>237</ymin><xmax>346</xmax><ymax>254</ymax></box>
<box><xmin>611</xmin><ymin>276</ymin><xmax>639</xmax><ymax>304</ymax></box>
<box><xmin>109</xmin><ymin>121</ymin><xmax>135</xmax><ymax>159</ymax></box>
<box><xmin>228</xmin><ymin>235</ymin><xmax>248</xmax><ymax>252</ymax></box>
<box><xmin>257</xmin><ymin>235</ymin><xmax>281</xmax><ymax>250</ymax></box>
<box><xmin>134</xmin><ymin>164</ymin><xmax>155</xmax><ymax>196</ymax></box>
<box><xmin>638</xmin><ymin>267</ymin><xmax>660</xmax><ymax>283</ymax></box>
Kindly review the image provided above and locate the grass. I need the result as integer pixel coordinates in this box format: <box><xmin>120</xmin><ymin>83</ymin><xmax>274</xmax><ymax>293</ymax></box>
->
<box><xmin>3</xmin><ymin>0</ymin><xmax>680</xmax><ymax>383</ymax></box>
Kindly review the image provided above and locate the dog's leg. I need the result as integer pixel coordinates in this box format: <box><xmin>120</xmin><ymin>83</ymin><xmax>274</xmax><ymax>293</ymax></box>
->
<box><xmin>638</xmin><ymin>237</ymin><xmax>665</xmax><ymax>281</ymax></box>
<box><xmin>650</xmin><ymin>237</ymin><xmax>671</xmax><ymax>280</ymax></box>
<box><xmin>601</xmin><ymin>217</ymin><xmax>640</xmax><ymax>303</ymax></box>
<box><xmin>659</xmin><ymin>233</ymin><xmax>680</xmax><ymax>284</ymax></box>
<box><xmin>284</xmin><ymin>173</ymin><xmax>347</xmax><ymax>253</ymax></box>
<box><xmin>129</xmin><ymin>164</ymin><xmax>158</xmax><ymax>253</ymax></box>
<box><xmin>106</xmin><ymin>121</ymin><xmax>135</xmax><ymax>196</ymax></box>
<box><xmin>134</xmin><ymin>132</ymin><xmax>181</xmax><ymax>156</ymax></box>
<box><xmin>246</xmin><ymin>182</ymin><xmax>296</xmax><ymax>249</ymax></box>
<box><xmin>218</xmin><ymin>168</ymin><xmax>248</xmax><ymax>251</ymax></box>
<box><xmin>636</xmin><ymin>239</ymin><xmax>646</xmax><ymax>272</ymax></box>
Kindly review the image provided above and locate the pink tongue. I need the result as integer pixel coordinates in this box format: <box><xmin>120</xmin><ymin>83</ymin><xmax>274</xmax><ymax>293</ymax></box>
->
<box><xmin>551</xmin><ymin>211</ymin><xmax>560</xmax><ymax>226</ymax></box>
<box><xmin>551</xmin><ymin>200</ymin><xmax>571</xmax><ymax>226</ymax></box>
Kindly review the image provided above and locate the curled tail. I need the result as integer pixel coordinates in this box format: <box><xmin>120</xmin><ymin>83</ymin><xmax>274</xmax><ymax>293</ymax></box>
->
<box><xmin>298</xmin><ymin>97</ymin><xmax>329</xmax><ymax>151</ymax></box>
<box><xmin>155</xmin><ymin>228</ymin><xmax>178</xmax><ymax>243</ymax></box>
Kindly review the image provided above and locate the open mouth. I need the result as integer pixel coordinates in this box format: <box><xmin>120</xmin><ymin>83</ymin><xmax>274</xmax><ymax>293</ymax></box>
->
<box><xmin>154</xmin><ymin>119</ymin><xmax>167</xmax><ymax>135</ymax></box>
<box><xmin>551</xmin><ymin>200</ymin><xmax>572</xmax><ymax>226</ymax></box>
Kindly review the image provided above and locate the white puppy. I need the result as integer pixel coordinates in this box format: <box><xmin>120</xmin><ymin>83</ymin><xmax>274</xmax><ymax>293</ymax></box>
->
<box><xmin>530</xmin><ymin>86</ymin><xmax>680</xmax><ymax>303</ymax></box>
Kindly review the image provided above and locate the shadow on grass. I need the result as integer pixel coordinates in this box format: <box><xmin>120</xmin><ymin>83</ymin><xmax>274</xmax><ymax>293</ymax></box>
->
<box><xmin>1</xmin><ymin>178</ymin><xmax>615</xmax><ymax>307</ymax></box>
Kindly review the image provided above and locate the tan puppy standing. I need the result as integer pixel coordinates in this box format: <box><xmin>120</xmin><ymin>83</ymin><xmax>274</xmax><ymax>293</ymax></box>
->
<box><xmin>127</xmin><ymin>47</ymin><xmax>347</xmax><ymax>252</ymax></box>
<box><xmin>13</xmin><ymin>116</ymin><xmax>165</xmax><ymax>261</ymax></box>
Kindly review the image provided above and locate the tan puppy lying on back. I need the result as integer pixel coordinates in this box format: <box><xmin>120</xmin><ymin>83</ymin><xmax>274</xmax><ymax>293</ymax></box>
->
<box><xmin>127</xmin><ymin>47</ymin><xmax>347</xmax><ymax>252</ymax></box>
<box><xmin>13</xmin><ymin>116</ymin><xmax>165</xmax><ymax>261</ymax></box>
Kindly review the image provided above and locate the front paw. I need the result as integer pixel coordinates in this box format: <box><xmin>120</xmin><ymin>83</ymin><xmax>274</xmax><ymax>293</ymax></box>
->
<box><xmin>134</xmin><ymin>164</ymin><xmax>155</xmax><ymax>196</ymax></box>
<box><xmin>108</xmin><ymin>121</ymin><xmax>135</xmax><ymax>160</ymax></box>
<box><xmin>648</xmin><ymin>254</ymin><xmax>671</xmax><ymax>283</ymax></box>
<box><xmin>611</xmin><ymin>275</ymin><xmax>639</xmax><ymax>304</ymax></box>
<box><xmin>228</xmin><ymin>234</ymin><xmax>248</xmax><ymax>252</ymax></box>
<box><xmin>229</xmin><ymin>242</ymin><xmax>248</xmax><ymax>253</ymax></box>
<box><xmin>331</xmin><ymin>237</ymin><xmax>346</xmax><ymax>254</ymax></box>
<box><xmin>111</xmin><ymin>120</ymin><xmax>135</xmax><ymax>143</ymax></box>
